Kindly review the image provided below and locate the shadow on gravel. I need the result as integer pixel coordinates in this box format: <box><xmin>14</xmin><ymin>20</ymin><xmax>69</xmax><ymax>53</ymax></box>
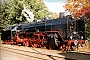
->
<box><xmin>58</xmin><ymin>52</ymin><xmax>90</xmax><ymax>60</ymax></box>
<box><xmin>32</xmin><ymin>49</ymin><xmax>56</xmax><ymax>60</ymax></box>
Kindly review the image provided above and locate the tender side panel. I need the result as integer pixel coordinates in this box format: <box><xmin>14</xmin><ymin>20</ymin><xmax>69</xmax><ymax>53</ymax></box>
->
<box><xmin>1</xmin><ymin>30</ymin><xmax>12</xmax><ymax>40</ymax></box>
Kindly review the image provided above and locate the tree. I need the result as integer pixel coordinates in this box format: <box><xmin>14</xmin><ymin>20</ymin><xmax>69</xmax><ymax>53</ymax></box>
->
<box><xmin>64</xmin><ymin>0</ymin><xmax>90</xmax><ymax>12</ymax></box>
<box><xmin>72</xmin><ymin>7</ymin><xmax>90</xmax><ymax>20</ymax></box>
<box><xmin>64</xmin><ymin>0</ymin><xmax>90</xmax><ymax>19</ymax></box>
<box><xmin>0</xmin><ymin>0</ymin><xmax>25</xmax><ymax>27</ymax></box>
<box><xmin>0</xmin><ymin>0</ymin><xmax>50</xmax><ymax>28</ymax></box>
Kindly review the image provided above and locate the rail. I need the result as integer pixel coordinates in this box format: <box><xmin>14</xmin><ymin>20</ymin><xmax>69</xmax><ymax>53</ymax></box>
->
<box><xmin>1</xmin><ymin>45</ymin><xmax>76</xmax><ymax>60</ymax></box>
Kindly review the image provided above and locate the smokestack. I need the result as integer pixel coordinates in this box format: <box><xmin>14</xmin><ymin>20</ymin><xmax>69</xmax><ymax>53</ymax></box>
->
<box><xmin>59</xmin><ymin>12</ymin><xmax>65</xmax><ymax>18</ymax></box>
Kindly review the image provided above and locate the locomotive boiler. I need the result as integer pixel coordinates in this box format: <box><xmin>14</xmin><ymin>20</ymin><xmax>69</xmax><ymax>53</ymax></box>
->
<box><xmin>1</xmin><ymin>15</ymin><xmax>85</xmax><ymax>50</ymax></box>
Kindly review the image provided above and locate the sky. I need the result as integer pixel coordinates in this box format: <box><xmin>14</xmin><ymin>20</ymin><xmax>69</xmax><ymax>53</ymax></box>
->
<box><xmin>0</xmin><ymin>0</ymin><xmax>3</xmax><ymax>4</ymax></box>
<box><xmin>44</xmin><ymin>0</ymin><xmax>66</xmax><ymax>14</ymax></box>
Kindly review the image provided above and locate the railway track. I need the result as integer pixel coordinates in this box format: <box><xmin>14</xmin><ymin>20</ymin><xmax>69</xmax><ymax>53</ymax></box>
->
<box><xmin>1</xmin><ymin>45</ymin><xmax>76</xmax><ymax>60</ymax></box>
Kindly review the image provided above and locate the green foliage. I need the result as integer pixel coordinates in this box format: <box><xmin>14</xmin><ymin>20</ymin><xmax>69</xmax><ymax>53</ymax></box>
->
<box><xmin>87</xmin><ymin>37</ymin><xmax>90</xmax><ymax>42</ymax></box>
<box><xmin>85</xmin><ymin>19</ymin><xmax>90</xmax><ymax>39</ymax></box>
<box><xmin>0</xmin><ymin>0</ymin><xmax>50</xmax><ymax>28</ymax></box>
<box><xmin>24</xmin><ymin>0</ymin><xmax>50</xmax><ymax>19</ymax></box>
<box><xmin>0</xmin><ymin>0</ymin><xmax>25</xmax><ymax>27</ymax></box>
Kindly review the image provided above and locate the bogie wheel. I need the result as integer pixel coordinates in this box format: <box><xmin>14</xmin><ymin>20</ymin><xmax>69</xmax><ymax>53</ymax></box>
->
<box><xmin>49</xmin><ymin>44</ymin><xmax>54</xmax><ymax>50</ymax></box>
<box><xmin>40</xmin><ymin>45</ymin><xmax>46</xmax><ymax>49</ymax></box>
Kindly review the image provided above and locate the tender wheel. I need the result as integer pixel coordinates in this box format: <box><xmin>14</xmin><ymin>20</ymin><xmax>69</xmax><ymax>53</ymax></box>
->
<box><xmin>25</xmin><ymin>41</ymin><xmax>29</xmax><ymax>47</ymax></box>
<box><xmin>49</xmin><ymin>44</ymin><xmax>54</xmax><ymax>50</ymax></box>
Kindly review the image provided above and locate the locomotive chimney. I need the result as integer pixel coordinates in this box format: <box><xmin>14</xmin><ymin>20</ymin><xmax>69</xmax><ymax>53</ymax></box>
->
<box><xmin>59</xmin><ymin>12</ymin><xmax>65</xmax><ymax>18</ymax></box>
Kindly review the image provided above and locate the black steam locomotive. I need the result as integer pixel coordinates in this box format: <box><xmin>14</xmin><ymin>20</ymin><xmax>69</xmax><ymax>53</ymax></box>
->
<box><xmin>1</xmin><ymin>15</ymin><xmax>85</xmax><ymax>50</ymax></box>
